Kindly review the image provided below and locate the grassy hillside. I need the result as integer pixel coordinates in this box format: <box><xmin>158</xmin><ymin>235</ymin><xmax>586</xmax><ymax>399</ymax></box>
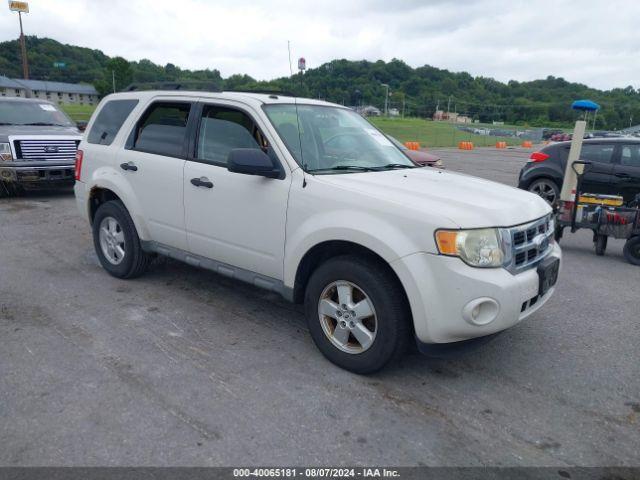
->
<box><xmin>2</xmin><ymin>36</ymin><xmax>640</xmax><ymax>129</ymax></box>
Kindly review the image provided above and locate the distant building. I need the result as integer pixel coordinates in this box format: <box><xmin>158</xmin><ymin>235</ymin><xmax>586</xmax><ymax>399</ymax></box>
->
<box><xmin>0</xmin><ymin>76</ymin><xmax>99</xmax><ymax>105</ymax></box>
<box><xmin>388</xmin><ymin>108</ymin><xmax>400</xmax><ymax>117</ymax></box>
<box><xmin>0</xmin><ymin>76</ymin><xmax>26</xmax><ymax>98</ymax></box>
<box><xmin>434</xmin><ymin>110</ymin><xmax>470</xmax><ymax>122</ymax></box>
<box><xmin>357</xmin><ymin>105</ymin><xmax>381</xmax><ymax>117</ymax></box>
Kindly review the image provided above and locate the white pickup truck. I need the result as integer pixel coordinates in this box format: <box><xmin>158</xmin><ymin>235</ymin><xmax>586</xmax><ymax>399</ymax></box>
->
<box><xmin>74</xmin><ymin>90</ymin><xmax>561</xmax><ymax>373</ymax></box>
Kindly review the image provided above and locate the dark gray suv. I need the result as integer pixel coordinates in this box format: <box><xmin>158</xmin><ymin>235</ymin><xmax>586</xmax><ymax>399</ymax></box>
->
<box><xmin>518</xmin><ymin>138</ymin><xmax>640</xmax><ymax>205</ymax></box>
<box><xmin>0</xmin><ymin>97</ymin><xmax>82</xmax><ymax>196</ymax></box>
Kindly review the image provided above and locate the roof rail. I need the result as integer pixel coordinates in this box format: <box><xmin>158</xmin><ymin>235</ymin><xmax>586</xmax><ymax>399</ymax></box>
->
<box><xmin>122</xmin><ymin>81</ymin><xmax>222</xmax><ymax>92</ymax></box>
<box><xmin>121</xmin><ymin>83</ymin><xmax>298</xmax><ymax>97</ymax></box>
<box><xmin>224</xmin><ymin>89</ymin><xmax>296</xmax><ymax>97</ymax></box>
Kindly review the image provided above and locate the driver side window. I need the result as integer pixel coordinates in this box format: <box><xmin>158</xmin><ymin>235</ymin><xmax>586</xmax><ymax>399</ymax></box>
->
<box><xmin>197</xmin><ymin>105</ymin><xmax>265</xmax><ymax>165</ymax></box>
<box><xmin>580</xmin><ymin>144</ymin><xmax>614</xmax><ymax>164</ymax></box>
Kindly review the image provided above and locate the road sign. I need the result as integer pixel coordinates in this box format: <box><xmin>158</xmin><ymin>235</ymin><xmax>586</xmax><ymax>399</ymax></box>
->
<box><xmin>298</xmin><ymin>57</ymin><xmax>306</xmax><ymax>71</ymax></box>
<box><xmin>8</xmin><ymin>1</ymin><xmax>28</xmax><ymax>13</ymax></box>
<box><xmin>53</xmin><ymin>62</ymin><xmax>66</xmax><ymax>68</ymax></box>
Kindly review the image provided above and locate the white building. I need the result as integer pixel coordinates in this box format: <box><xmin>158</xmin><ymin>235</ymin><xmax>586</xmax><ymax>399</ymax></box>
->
<box><xmin>0</xmin><ymin>76</ymin><xmax>99</xmax><ymax>105</ymax></box>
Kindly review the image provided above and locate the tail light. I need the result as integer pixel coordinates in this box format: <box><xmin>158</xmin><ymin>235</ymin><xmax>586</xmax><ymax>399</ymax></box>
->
<box><xmin>74</xmin><ymin>149</ymin><xmax>83</xmax><ymax>181</ymax></box>
<box><xmin>529</xmin><ymin>151</ymin><xmax>550</xmax><ymax>163</ymax></box>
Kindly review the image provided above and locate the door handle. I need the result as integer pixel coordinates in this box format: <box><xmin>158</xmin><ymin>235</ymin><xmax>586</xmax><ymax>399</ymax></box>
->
<box><xmin>190</xmin><ymin>177</ymin><xmax>213</xmax><ymax>188</ymax></box>
<box><xmin>120</xmin><ymin>162</ymin><xmax>138</xmax><ymax>172</ymax></box>
<box><xmin>614</xmin><ymin>172</ymin><xmax>630</xmax><ymax>178</ymax></box>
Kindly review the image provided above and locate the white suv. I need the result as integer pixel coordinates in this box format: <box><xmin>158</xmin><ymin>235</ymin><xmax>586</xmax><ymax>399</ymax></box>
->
<box><xmin>74</xmin><ymin>90</ymin><xmax>561</xmax><ymax>373</ymax></box>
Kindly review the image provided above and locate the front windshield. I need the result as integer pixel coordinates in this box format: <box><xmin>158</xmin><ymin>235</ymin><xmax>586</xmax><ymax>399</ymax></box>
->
<box><xmin>0</xmin><ymin>101</ymin><xmax>75</xmax><ymax>127</ymax></box>
<box><xmin>387</xmin><ymin>135</ymin><xmax>408</xmax><ymax>151</ymax></box>
<box><xmin>263</xmin><ymin>104</ymin><xmax>416</xmax><ymax>173</ymax></box>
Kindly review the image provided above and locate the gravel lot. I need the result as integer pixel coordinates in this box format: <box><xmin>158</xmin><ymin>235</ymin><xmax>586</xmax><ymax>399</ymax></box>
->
<box><xmin>1</xmin><ymin>147</ymin><xmax>638</xmax><ymax>466</ymax></box>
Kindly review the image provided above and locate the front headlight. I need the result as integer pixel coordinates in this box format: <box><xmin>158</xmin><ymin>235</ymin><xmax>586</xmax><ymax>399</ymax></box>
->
<box><xmin>0</xmin><ymin>143</ymin><xmax>12</xmax><ymax>161</ymax></box>
<box><xmin>435</xmin><ymin>228</ymin><xmax>505</xmax><ymax>267</ymax></box>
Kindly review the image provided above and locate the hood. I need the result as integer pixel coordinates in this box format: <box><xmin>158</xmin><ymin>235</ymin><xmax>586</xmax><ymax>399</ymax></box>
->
<box><xmin>315</xmin><ymin>167</ymin><xmax>551</xmax><ymax>229</ymax></box>
<box><xmin>0</xmin><ymin>125</ymin><xmax>81</xmax><ymax>141</ymax></box>
<box><xmin>405</xmin><ymin>149</ymin><xmax>440</xmax><ymax>165</ymax></box>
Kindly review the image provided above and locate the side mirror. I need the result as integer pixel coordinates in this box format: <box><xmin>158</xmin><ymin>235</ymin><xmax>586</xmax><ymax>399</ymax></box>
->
<box><xmin>76</xmin><ymin>121</ymin><xmax>88</xmax><ymax>132</ymax></box>
<box><xmin>227</xmin><ymin>148</ymin><xmax>281</xmax><ymax>179</ymax></box>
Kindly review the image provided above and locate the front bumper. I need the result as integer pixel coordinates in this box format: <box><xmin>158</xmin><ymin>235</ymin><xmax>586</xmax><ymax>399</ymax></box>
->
<box><xmin>391</xmin><ymin>242</ymin><xmax>562</xmax><ymax>344</ymax></box>
<box><xmin>0</xmin><ymin>161</ymin><xmax>75</xmax><ymax>183</ymax></box>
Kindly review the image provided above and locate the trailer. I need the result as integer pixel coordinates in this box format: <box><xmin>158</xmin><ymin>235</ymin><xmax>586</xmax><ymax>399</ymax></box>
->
<box><xmin>555</xmin><ymin>160</ymin><xmax>640</xmax><ymax>265</ymax></box>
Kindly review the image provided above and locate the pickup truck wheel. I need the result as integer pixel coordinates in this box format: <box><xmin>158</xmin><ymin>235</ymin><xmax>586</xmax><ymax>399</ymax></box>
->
<box><xmin>92</xmin><ymin>200</ymin><xmax>151</xmax><ymax>279</ymax></box>
<box><xmin>304</xmin><ymin>255</ymin><xmax>411</xmax><ymax>374</ymax></box>
<box><xmin>0</xmin><ymin>181</ymin><xmax>22</xmax><ymax>198</ymax></box>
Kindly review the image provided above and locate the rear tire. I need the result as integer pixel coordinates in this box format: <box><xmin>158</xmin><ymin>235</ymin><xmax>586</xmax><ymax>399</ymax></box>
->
<box><xmin>92</xmin><ymin>200</ymin><xmax>152</xmax><ymax>279</ymax></box>
<box><xmin>594</xmin><ymin>234</ymin><xmax>608</xmax><ymax>256</ymax></box>
<box><xmin>304</xmin><ymin>255</ymin><xmax>412</xmax><ymax>374</ymax></box>
<box><xmin>623</xmin><ymin>236</ymin><xmax>640</xmax><ymax>266</ymax></box>
<box><xmin>528</xmin><ymin>178</ymin><xmax>560</xmax><ymax>206</ymax></box>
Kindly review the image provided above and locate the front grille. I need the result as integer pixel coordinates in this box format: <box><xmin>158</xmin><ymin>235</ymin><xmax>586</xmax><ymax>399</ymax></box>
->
<box><xmin>504</xmin><ymin>214</ymin><xmax>554</xmax><ymax>274</ymax></box>
<box><xmin>15</xmin><ymin>139</ymin><xmax>79</xmax><ymax>161</ymax></box>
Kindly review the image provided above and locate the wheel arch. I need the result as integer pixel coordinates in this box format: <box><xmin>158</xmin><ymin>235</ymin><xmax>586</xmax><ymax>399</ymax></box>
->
<box><xmin>290</xmin><ymin>241</ymin><xmax>412</xmax><ymax>325</ymax></box>
<box><xmin>525</xmin><ymin>174</ymin><xmax>561</xmax><ymax>190</ymax></box>
<box><xmin>87</xmin><ymin>181</ymin><xmax>150</xmax><ymax>240</ymax></box>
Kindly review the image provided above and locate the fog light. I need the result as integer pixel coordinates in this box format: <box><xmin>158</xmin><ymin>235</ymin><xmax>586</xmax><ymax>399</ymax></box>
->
<box><xmin>1</xmin><ymin>169</ymin><xmax>15</xmax><ymax>180</ymax></box>
<box><xmin>462</xmin><ymin>298</ymin><xmax>500</xmax><ymax>326</ymax></box>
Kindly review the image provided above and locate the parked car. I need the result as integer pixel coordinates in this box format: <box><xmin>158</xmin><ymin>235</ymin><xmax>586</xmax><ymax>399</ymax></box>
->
<box><xmin>518</xmin><ymin>138</ymin><xmax>640</xmax><ymax>205</ymax></box>
<box><xmin>0</xmin><ymin>97</ymin><xmax>82</xmax><ymax>196</ymax></box>
<box><xmin>386</xmin><ymin>135</ymin><xmax>444</xmax><ymax>168</ymax></box>
<box><xmin>75</xmin><ymin>90</ymin><xmax>560</xmax><ymax>373</ymax></box>
<box><xmin>550</xmin><ymin>133</ymin><xmax>572</xmax><ymax>142</ymax></box>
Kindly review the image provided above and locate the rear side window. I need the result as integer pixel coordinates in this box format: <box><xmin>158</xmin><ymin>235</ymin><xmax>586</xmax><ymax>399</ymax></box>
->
<box><xmin>620</xmin><ymin>145</ymin><xmax>640</xmax><ymax>167</ymax></box>
<box><xmin>87</xmin><ymin>99</ymin><xmax>138</xmax><ymax>145</ymax></box>
<box><xmin>580</xmin><ymin>144</ymin><xmax>614</xmax><ymax>164</ymax></box>
<box><xmin>131</xmin><ymin>102</ymin><xmax>191</xmax><ymax>157</ymax></box>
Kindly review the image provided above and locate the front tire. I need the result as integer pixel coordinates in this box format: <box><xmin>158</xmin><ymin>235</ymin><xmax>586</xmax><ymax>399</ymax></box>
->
<box><xmin>0</xmin><ymin>181</ymin><xmax>23</xmax><ymax>198</ymax></box>
<box><xmin>304</xmin><ymin>255</ymin><xmax>411</xmax><ymax>374</ymax></box>
<box><xmin>92</xmin><ymin>200</ymin><xmax>152</xmax><ymax>279</ymax></box>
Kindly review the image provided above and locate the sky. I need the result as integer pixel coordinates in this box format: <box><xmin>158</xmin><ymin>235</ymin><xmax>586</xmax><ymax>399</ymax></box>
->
<box><xmin>0</xmin><ymin>0</ymin><xmax>638</xmax><ymax>90</ymax></box>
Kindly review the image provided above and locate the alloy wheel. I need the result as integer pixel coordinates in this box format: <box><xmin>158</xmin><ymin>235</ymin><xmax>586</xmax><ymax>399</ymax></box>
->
<box><xmin>98</xmin><ymin>216</ymin><xmax>126</xmax><ymax>265</ymax></box>
<box><xmin>318</xmin><ymin>280</ymin><xmax>378</xmax><ymax>354</ymax></box>
<box><xmin>529</xmin><ymin>180</ymin><xmax>558</xmax><ymax>205</ymax></box>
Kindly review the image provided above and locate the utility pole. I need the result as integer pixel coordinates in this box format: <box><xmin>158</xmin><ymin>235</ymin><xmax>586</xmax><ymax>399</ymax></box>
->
<box><xmin>447</xmin><ymin>95</ymin><xmax>452</xmax><ymax>119</ymax></box>
<box><xmin>112</xmin><ymin>70</ymin><xmax>116</xmax><ymax>93</ymax></box>
<box><xmin>18</xmin><ymin>11</ymin><xmax>28</xmax><ymax>79</ymax></box>
<box><xmin>9</xmin><ymin>2</ymin><xmax>31</xmax><ymax>79</ymax></box>
<box><xmin>381</xmin><ymin>83</ymin><xmax>389</xmax><ymax>116</ymax></box>
<box><xmin>287</xmin><ymin>40</ymin><xmax>293</xmax><ymax>77</ymax></box>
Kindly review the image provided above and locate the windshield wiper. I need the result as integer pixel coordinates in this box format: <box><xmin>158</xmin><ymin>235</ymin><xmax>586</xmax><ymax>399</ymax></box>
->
<box><xmin>309</xmin><ymin>165</ymin><xmax>377</xmax><ymax>172</ymax></box>
<box><xmin>0</xmin><ymin>122</ymin><xmax>16</xmax><ymax>125</ymax></box>
<box><xmin>371</xmin><ymin>163</ymin><xmax>417</xmax><ymax>170</ymax></box>
<box><xmin>21</xmin><ymin>122</ymin><xmax>67</xmax><ymax>126</ymax></box>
